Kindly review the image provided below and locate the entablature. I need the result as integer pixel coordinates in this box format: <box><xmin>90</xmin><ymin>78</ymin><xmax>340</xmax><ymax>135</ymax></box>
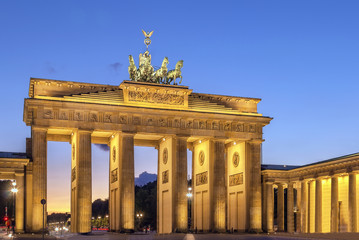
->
<box><xmin>262</xmin><ymin>153</ymin><xmax>359</xmax><ymax>183</ymax></box>
<box><xmin>24</xmin><ymin>98</ymin><xmax>270</xmax><ymax>140</ymax></box>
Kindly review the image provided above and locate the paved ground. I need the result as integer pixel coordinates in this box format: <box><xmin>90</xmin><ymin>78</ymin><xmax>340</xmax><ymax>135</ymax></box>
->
<box><xmin>2</xmin><ymin>231</ymin><xmax>359</xmax><ymax>240</ymax></box>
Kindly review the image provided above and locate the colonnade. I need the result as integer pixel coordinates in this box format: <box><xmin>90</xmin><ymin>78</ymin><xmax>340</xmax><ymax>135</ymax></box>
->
<box><xmin>28</xmin><ymin>126</ymin><xmax>263</xmax><ymax>233</ymax></box>
<box><xmin>263</xmin><ymin>172</ymin><xmax>358</xmax><ymax>233</ymax></box>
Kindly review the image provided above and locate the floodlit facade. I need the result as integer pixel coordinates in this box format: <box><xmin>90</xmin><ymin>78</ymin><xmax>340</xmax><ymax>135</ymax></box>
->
<box><xmin>21</xmin><ymin>77</ymin><xmax>271</xmax><ymax>233</ymax></box>
<box><xmin>262</xmin><ymin>153</ymin><xmax>359</xmax><ymax>233</ymax></box>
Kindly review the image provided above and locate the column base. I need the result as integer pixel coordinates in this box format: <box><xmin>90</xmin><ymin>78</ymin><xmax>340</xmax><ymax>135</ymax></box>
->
<box><xmin>120</xmin><ymin>229</ymin><xmax>134</xmax><ymax>233</ymax></box>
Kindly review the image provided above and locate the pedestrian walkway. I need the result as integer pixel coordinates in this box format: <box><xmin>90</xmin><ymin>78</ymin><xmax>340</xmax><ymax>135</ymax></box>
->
<box><xmin>6</xmin><ymin>231</ymin><xmax>359</xmax><ymax>240</ymax></box>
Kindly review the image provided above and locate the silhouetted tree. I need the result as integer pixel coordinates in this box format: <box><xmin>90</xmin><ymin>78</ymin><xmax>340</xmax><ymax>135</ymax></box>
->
<box><xmin>135</xmin><ymin>180</ymin><xmax>157</xmax><ymax>230</ymax></box>
<box><xmin>92</xmin><ymin>198</ymin><xmax>108</xmax><ymax>218</ymax></box>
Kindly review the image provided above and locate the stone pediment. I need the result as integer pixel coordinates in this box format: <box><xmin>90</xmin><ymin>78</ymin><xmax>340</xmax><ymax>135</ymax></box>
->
<box><xmin>28</xmin><ymin>78</ymin><xmax>263</xmax><ymax>116</ymax></box>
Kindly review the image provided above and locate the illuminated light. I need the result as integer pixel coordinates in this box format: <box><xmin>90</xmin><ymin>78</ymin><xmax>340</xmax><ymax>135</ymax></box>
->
<box><xmin>233</xmin><ymin>142</ymin><xmax>236</xmax><ymax>145</ymax></box>
<box><xmin>112</xmin><ymin>135</ymin><xmax>114</xmax><ymax>138</ymax></box>
<box><xmin>140</xmin><ymin>213</ymin><xmax>143</xmax><ymax>217</ymax></box>
<box><xmin>98</xmin><ymin>216</ymin><xmax>101</xmax><ymax>219</ymax></box>
<box><xmin>162</xmin><ymin>138</ymin><xmax>165</xmax><ymax>141</ymax></box>
<box><xmin>188</xmin><ymin>187</ymin><xmax>192</xmax><ymax>191</ymax></box>
<box><xmin>71</xmin><ymin>132</ymin><xmax>74</xmax><ymax>136</ymax></box>
<box><xmin>136</xmin><ymin>214</ymin><xmax>139</xmax><ymax>217</ymax></box>
<box><xmin>12</xmin><ymin>181</ymin><xmax>16</xmax><ymax>186</ymax></box>
<box><xmin>199</xmin><ymin>140</ymin><xmax>202</xmax><ymax>144</ymax></box>
<box><xmin>186</xmin><ymin>193</ymin><xmax>193</xmax><ymax>198</ymax></box>
<box><xmin>106</xmin><ymin>215</ymin><xmax>109</xmax><ymax>218</ymax></box>
<box><xmin>91</xmin><ymin>217</ymin><xmax>94</xmax><ymax>220</ymax></box>
<box><xmin>11</xmin><ymin>188</ymin><xmax>18</xmax><ymax>193</ymax></box>
<box><xmin>55</xmin><ymin>227</ymin><xmax>59</xmax><ymax>231</ymax></box>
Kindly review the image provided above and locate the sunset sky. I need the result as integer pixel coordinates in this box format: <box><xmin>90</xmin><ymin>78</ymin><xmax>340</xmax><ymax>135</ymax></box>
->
<box><xmin>1</xmin><ymin>0</ymin><xmax>358</xmax><ymax>213</ymax></box>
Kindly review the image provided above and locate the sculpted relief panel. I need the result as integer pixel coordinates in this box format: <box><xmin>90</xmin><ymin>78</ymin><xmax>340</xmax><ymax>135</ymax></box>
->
<box><xmin>196</xmin><ymin>171</ymin><xmax>208</xmax><ymax>186</ymax></box>
<box><xmin>128</xmin><ymin>90</ymin><xmax>184</xmax><ymax>106</ymax></box>
<box><xmin>229</xmin><ymin>173</ymin><xmax>243</xmax><ymax>186</ymax></box>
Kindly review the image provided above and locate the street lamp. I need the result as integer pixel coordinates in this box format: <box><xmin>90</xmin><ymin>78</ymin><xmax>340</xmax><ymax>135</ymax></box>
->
<box><xmin>136</xmin><ymin>213</ymin><xmax>143</xmax><ymax>231</ymax></box>
<box><xmin>187</xmin><ymin>187</ymin><xmax>192</xmax><ymax>231</ymax></box>
<box><xmin>10</xmin><ymin>181</ymin><xmax>18</xmax><ymax>234</ymax></box>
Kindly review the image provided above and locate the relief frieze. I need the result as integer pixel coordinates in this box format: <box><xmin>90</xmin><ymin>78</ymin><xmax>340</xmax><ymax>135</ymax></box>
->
<box><xmin>146</xmin><ymin>117</ymin><xmax>154</xmax><ymax>126</ymax></box>
<box><xmin>74</xmin><ymin>112</ymin><xmax>83</xmax><ymax>121</ymax></box>
<box><xmin>196</xmin><ymin>171</ymin><xmax>208</xmax><ymax>186</ymax></box>
<box><xmin>104</xmin><ymin>113</ymin><xmax>112</xmax><ymax>123</ymax></box>
<box><xmin>133</xmin><ymin>116</ymin><xmax>141</xmax><ymax>125</ymax></box>
<box><xmin>37</xmin><ymin>108</ymin><xmax>260</xmax><ymax>134</ymax></box>
<box><xmin>111</xmin><ymin>168</ymin><xmax>118</xmax><ymax>183</ymax></box>
<box><xmin>43</xmin><ymin>109</ymin><xmax>53</xmax><ymax>119</ymax></box>
<box><xmin>71</xmin><ymin>167</ymin><xmax>76</xmax><ymax>182</ymax></box>
<box><xmin>59</xmin><ymin>111</ymin><xmax>68</xmax><ymax>120</ymax></box>
<box><xmin>119</xmin><ymin>115</ymin><xmax>127</xmax><ymax>124</ymax></box>
<box><xmin>162</xmin><ymin>170</ymin><xmax>169</xmax><ymax>184</ymax></box>
<box><xmin>229</xmin><ymin>172</ymin><xmax>243</xmax><ymax>186</ymax></box>
<box><xmin>128</xmin><ymin>90</ymin><xmax>184</xmax><ymax>105</ymax></box>
<box><xmin>159</xmin><ymin>118</ymin><xmax>167</xmax><ymax>127</ymax></box>
<box><xmin>89</xmin><ymin>113</ymin><xmax>98</xmax><ymax>122</ymax></box>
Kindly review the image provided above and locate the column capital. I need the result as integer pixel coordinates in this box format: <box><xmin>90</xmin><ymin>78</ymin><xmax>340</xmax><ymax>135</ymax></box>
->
<box><xmin>265</xmin><ymin>180</ymin><xmax>274</xmax><ymax>185</ymax></box>
<box><xmin>175</xmin><ymin>134</ymin><xmax>190</xmax><ymax>140</ymax></box>
<box><xmin>121</xmin><ymin>130</ymin><xmax>136</xmax><ymax>136</ymax></box>
<box><xmin>211</xmin><ymin>137</ymin><xmax>227</xmax><ymax>142</ymax></box>
<box><xmin>247</xmin><ymin>138</ymin><xmax>264</xmax><ymax>144</ymax></box>
<box><xmin>32</xmin><ymin>126</ymin><xmax>48</xmax><ymax>132</ymax></box>
<box><xmin>77</xmin><ymin>129</ymin><xmax>93</xmax><ymax>134</ymax></box>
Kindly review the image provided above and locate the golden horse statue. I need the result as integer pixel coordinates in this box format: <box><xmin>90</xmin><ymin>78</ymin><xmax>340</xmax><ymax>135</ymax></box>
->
<box><xmin>154</xmin><ymin>57</ymin><xmax>169</xmax><ymax>83</ymax></box>
<box><xmin>128</xmin><ymin>55</ymin><xmax>138</xmax><ymax>81</ymax></box>
<box><xmin>166</xmin><ymin>60</ymin><xmax>183</xmax><ymax>85</ymax></box>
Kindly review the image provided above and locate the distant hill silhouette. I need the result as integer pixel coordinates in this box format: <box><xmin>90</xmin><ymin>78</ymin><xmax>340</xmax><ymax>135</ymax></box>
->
<box><xmin>135</xmin><ymin>171</ymin><xmax>157</xmax><ymax>186</ymax></box>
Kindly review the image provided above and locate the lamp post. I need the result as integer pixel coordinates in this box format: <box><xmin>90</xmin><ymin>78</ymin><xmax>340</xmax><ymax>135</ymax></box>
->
<box><xmin>10</xmin><ymin>181</ymin><xmax>18</xmax><ymax>235</ymax></box>
<box><xmin>41</xmin><ymin>199</ymin><xmax>46</xmax><ymax>240</ymax></box>
<box><xmin>136</xmin><ymin>213</ymin><xmax>143</xmax><ymax>231</ymax></box>
<box><xmin>186</xmin><ymin>187</ymin><xmax>193</xmax><ymax>232</ymax></box>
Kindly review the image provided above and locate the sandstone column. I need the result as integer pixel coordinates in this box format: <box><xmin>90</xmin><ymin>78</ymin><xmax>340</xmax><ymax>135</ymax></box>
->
<box><xmin>246</xmin><ymin>140</ymin><xmax>262</xmax><ymax>232</ymax></box>
<box><xmin>296</xmin><ymin>183</ymin><xmax>302</xmax><ymax>233</ymax></box>
<box><xmin>25</xmin><ymin>163</ymin><xmax>33</xmax><ymax>232</ymax></box>
<box><xmin>277</xmin><ymin>184</ymin><xmax>285</xmax><ymax>231</ymax></box>
<box><xmin>211</xmin><ymin>139</ymin><xmax>226</xmax><ymax>232</ymax></box>
<box><xmin>331</xmin><ymin>175</ymin><xmax>338</xmax><ymax>232</ymax></box>
<box><xmin>76</xmin><ymin>130</ymin><xmax>92</xmax><ymax>233</ymax></box>
<box><xmin>266</xmin><ymin>182</ymin><xmax>274</xmax><ymax>232</ymax></box>
<box><xmin>119</xmin><ymin>132</ymin><xmax>135</xmax><ymax>232</ymax></box>
<box><xmin>349</xmin><ymin>172</ymin><xmax>357</xmax><ymax>232</ymax></box>
<box><xmin>173</xmin><ymin>136</ymin><xmax>188</xmax><ymax>232</ymax></box>
<box><xmin>301</xmin><ymin>180</ymin><xmax>307</xmax><ymax>233</ymax></box>
<box><xmin>158</xmin><ymin>136</ymin><xmax>187</xmax><ymax>233</ymax></box>
<box><xmin>15</xmin><ymin>172</ymin><xmax>25</xmax><ymax>233</ymax></box>
<box><xmin>31</xmin><ymin>127</ymin><xmax>47</xmax><ymax>232</ymax></box>
<box><xmin>315</xmin><ymin>178</ymin><xmax>322</xmax><ymax>233</ymax></box>
<box><xmin>287</xmin><ymin>182</ymin><xmax>294</xmax><ymax>233</ymax></box>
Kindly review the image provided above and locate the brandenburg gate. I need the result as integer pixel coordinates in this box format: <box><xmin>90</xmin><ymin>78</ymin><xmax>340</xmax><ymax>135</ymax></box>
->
<box><xmin>22</xmin><ymin>31</ymin><xmax>272</xmax><ymax>233</ymax></box>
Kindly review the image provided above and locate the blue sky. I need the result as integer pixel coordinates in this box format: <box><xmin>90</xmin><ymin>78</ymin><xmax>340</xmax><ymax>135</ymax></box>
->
<box><xmin>1</xmin><ymin>0</ymin><xmax>358</xmax><ymax>211</ymax></box>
